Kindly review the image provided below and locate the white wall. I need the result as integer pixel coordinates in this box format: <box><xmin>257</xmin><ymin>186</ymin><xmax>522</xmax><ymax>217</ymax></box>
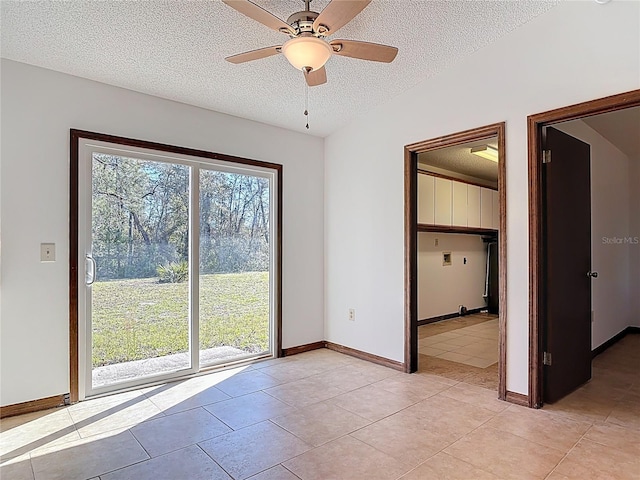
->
<box><xmin>417</xmin><ymin>233</ymin><xmax>488</xmax><ymax>320</ymax></box>
<box><xmin>324</xmin><ymin>1</ymin><xmax>640</xmax><ymax>394</ymax></box>
<box><xmin>555</xmin><ymin>120</ymin><xmax>632</xmax><ymax>348</ymax></box>
<box><xmin>0</xmin><ymin>60</ymin><xmax>325</xmax><ymax>406</ymax></box>
<box><xmin>630</xmin><ymin>156</ymin><xmax>640</xmax><ymax>326</ymax></box>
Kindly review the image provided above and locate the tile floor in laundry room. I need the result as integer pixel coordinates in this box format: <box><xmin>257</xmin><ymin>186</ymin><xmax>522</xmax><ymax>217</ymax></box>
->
<box><xmin>418</xmin><ymin>313</ymin><xmax>500</xmax><ymax>390</ymax></box>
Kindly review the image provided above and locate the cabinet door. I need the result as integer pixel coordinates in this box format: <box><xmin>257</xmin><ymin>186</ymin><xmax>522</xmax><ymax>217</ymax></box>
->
<box><xmin>434</xmin><ymin>178</ymin><xmax>452</xmax><ymax>225</ymax></box>
<box><xmin>480</xmin><ymin>187</ymin><xmax>493</xmax><ymax>229</ymax></box>
<box><xmin>452</xmin><ymin>181</ymin><xmax>467</xmax><ymax>227</ymax></box>
<box><xmin>417</xmin><ymin>174</ymin><xmax>435</xmax><ymax>224</ymax></box>
<box><xmin>467</xmin><ymin>185</ymin><xmax>481</xmax><ymax>228</ymax></box>
<box><xmin>492</xmin><ymin>189</ymin><xmax>500</xmax><ymax>230</ymax></box>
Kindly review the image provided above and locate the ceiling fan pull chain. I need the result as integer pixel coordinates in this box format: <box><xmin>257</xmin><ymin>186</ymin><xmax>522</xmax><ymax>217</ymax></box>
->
<box><xmin>304</xmin><ymin>77</ymin><xmax>310</xmax><ymax>129</ymax></box>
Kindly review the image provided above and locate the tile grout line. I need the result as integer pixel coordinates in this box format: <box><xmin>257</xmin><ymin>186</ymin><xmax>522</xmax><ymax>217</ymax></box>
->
<box><xmin>542</xmin><ymin>423</ymin><xmax>594</xmax><ymax>479</ymax></box>
<box><xmin>29</xmin><ymin>455</ymin><xmax>36</xmax><ymax>480</ymax></box>
<box><xmin>280</xmin><ymin>462</ymin><xmax>303</xmax><ymax>479</ymax></box>
<box><xmin>477</xmin><ymin>409</ymin><xmax>591</xmax><ymax>462</ymax></box>
<box><xmin>194</xmin><ymin>443</ymin><xmax>236</xmax><ymax>480</ymax></box>
<box><xmin>199</xmin><ymin>404</ymin><xmax>240</xmax><ymax>432</ymax></box>
<box><xmin>127</xmin><ymin>426</ymin><xmax>153</xmax><ymax>458</ymax></box>
<box><xmin>434</xmin><ymin>411</ymin><xmax>509</xmax><ymax>478</ymax></box>
<box><xmin>92</xmin><ymin>431</ymin><xmax>152</xmax><ymax>479</ymax></box>
<box><xmin>262</xmin><ymin>376</ymin><xmax>430</xmax><ymax>465</ymax></box>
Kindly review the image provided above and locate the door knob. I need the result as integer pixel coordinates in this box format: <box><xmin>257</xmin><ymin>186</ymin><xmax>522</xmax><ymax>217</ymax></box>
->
<box><xmin>587</xmin><ymin>271</ymin><xmax>598</xmax><ymax>278</ymax></box>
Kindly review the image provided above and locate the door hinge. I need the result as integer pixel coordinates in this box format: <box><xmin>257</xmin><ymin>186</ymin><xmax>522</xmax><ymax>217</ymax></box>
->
<box><xmin>543</xmin><ymin>351</ymin><xmax>552</xmax><ymax>366</ymax></box>
<box><xmin>542</xmin><ymin>150</ymin><xmax>552</xmax><ymax>164</ymax></box>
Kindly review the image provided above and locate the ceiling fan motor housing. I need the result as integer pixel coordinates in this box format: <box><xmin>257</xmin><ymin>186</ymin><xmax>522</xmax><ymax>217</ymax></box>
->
<box><xmin>285</xmin><ymin>11</ymin><xmax>328</xmax><ymax>37</ymax></box>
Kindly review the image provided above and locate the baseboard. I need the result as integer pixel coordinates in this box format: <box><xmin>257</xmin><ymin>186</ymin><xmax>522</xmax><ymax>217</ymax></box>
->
<box><xmin>282</xmin><ymin>340</ymin><xmax>406</xmax><ymax>372</ymax></box>
<box><xmin>1</xmin><ymin>335</ymin><xmax>455</xmax><ymax>418</ymax></box>
<box><xmin>282</xmin><ymin>341</ymin><xmax>325</xmax><ymax>356</ymax></box>
<box><xmin>0</xmin><ymin>394</ymin><xmax>67</xmax><ymax>419</ymax></box>
<box><xmin>505</xmin><ymin>390</ymin><xmax>529</xmax><ymax>407</ymax></box>
<box><xmin>325</xmin><ymin>342</ymin><xmax>405</xmax><ymax>371</ymax></box>
<box><xmin>592</xmin><ymin>326</ymin><xmax>638</xmax><ymax>358</ymax></box>
<box><xmin>418</xmin><ymin>307</ymin><xmax>486</xmax><ymax>326</ymax></box>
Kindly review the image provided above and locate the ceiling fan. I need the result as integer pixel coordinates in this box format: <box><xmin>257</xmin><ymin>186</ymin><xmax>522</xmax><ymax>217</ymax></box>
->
<box><xmin>223</xmin><ymin>0</ymin><xmax>398</xmax><ymax>87</ymax></box>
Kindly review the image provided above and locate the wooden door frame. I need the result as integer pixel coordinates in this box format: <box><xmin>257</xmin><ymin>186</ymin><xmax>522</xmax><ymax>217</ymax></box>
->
<box><xmin>404</xmin><ymin>122</ymin><xmax>508</xmax><ymax>401</ymax></box>
<box><xmin>527</xmin><ymin>89</ymin><xmax>640</xmax><ymax>408</ymax></box>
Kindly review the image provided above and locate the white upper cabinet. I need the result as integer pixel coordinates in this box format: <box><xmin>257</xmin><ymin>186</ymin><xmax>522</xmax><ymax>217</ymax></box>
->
<box><xmin>417</xmin><ymin>174</ymin><xmax>435</xmax><ymax>224</ymax></box>
<box><xmin>417</xmin><ymin>173</ymin><xmax>497</xmax><ymax>230</ymax></box>
<box><xmin>480</xmin><ymin>187</ymin><xmax>494</xmax><ymax>229</ymax></box>
<box><xmin>492</xmin><ymin>189</ymin><xmax>500</xmax><ymax>230</ymax></box>
<box><xmin>434</xmin><ymin>177</ymin><xmax>452</xmax><ymax>226</ymax></box>
<box><xmin>452</xmin><ymin>181</ymin><xmax>467</xmax><ymax>227</ymax></box>
<box><xmin>467</xmin><ymin>184</ymin><xmax>481</xmax><ymax>228</ymax></box>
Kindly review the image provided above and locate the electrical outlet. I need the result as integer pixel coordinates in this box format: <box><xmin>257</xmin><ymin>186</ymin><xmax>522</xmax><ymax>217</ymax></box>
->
<box><xmin>348</xmin><ymin>308</ymin><xmax>356</xmax><ymax>321</ymax></box>
<box><xmin>41</xmin><ymin>243</ymin><xmax>56</xmax><ymax>262</ymax></box>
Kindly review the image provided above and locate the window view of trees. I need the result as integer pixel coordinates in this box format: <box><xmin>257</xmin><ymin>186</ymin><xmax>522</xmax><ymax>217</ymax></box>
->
<box><xmin>200</xmin><ymin>168</ymin><xmax>270</xmax><ymax>275</ymax></box>
<box><xmin>91</xmin><ymin>154</ymin><xmax>270</xmax><ymax>280</ymax></box>
<box><xmin>92</xmin><ymin>154</ymin><xmax>189</xmax><ymax>280</ymax></box>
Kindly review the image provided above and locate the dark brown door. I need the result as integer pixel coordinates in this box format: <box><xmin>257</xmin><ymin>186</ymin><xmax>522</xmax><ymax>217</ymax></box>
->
<box><xmin>542</xmin><ymin>127</ymin><xmax>592</xmax><ymax>404</ymax></box>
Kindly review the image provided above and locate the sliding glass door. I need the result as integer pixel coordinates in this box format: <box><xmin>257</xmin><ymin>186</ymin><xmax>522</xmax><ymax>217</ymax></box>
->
<box><xmin>88</xmin><ymin>154</ymin><xmax>192</xmax><ymax>389</ymax></box>
<box><xmin>76</xmin><ymin>135</ymin><xmax>279</xmax><ymax>398</ymax></box>
<box><xmin>198</xmin><ymin>169</ymin><xmax>272</xmax><ymax>366</ymax></box>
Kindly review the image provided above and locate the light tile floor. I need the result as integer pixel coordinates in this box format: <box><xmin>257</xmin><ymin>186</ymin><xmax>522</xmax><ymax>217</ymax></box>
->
<box><xmin>419</xmin><ymin>316</ymin><xmax>499</xmax><ymax>368</ymax></box>
<box><xmin>1</xmin><ymin>336</ymin><xmax>639</xmax><ymax>480</ymax></box>
<box><xmin>418</xmin><ymin>313</ymin><xmax>500</xmax><ymax>390</ymax></box>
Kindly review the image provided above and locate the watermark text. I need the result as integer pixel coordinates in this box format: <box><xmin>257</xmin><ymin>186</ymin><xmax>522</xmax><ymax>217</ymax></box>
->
<box><xmin>602</xmin><ymin>236</ymin><xmax>639</xmax><ymax>245</ymax></box>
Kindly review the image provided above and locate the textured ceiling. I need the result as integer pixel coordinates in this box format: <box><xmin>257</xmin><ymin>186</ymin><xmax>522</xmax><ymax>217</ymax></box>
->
<box><xmin>1</xmin><ymin>0</ymin><xmax>559</xmax><ymax>137</ymax></box>
<box><xmin>418</xmin><ymin>137</ymin><xmax>499</xmax><ymax>186</ymax></box>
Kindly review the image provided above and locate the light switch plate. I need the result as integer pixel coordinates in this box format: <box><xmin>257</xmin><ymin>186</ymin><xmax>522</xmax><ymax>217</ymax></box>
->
<box><xmin>41</xmin><ymin>243</ymin><xmax>56</xmax><ymax>262</ymax></box>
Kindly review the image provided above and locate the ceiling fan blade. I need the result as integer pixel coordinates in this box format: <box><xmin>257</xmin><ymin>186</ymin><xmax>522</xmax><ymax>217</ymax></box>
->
<box><xmin>223</xmin><ymin>0</ymin><xmax>295</xmax><ymax>35</ymax></box>
<box><xmin>330</xmin><ymin>39</ymin><xmax>398</xmax><ymax>63</ymax></box>
<box><xmin>225</xmin><ymin>45</ymin><xmax>282</xmax><ymax>64</ymax></box>
<box><xmin>304</xmin><ymin>66</ymin><xmax>327</xmax><ymax>87</ymax></box>
<box><xmin>313</xmin><ymin>0</ymin><xmax>372</xmax><ymax>36</ymax></box>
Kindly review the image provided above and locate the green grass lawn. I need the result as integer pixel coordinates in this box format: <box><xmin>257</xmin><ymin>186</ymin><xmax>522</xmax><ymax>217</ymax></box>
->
<box><xmin>91</xmin><ymin>272</ymin><xmax>269</xmax><ymax>367</ymax></box>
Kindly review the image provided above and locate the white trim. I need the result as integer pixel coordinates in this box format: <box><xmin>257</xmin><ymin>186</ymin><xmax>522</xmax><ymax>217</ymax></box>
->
<box><xmin>78</xmin><ymin>141</ymin><xmax>92</xmax><ymax>401</ymax></box>
<box><xmin>269</xmin><ymin>172</ymin><xmax>278</xmax><ymax>357</ymax></box>
<box><xmin>190</xmin><ymin>165</ymin><xmax>201</xmax><ymax>375</ymax></box>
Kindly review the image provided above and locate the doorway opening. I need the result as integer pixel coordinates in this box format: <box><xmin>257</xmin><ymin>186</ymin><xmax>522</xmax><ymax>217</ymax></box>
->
<box><xmin>70</xmin><ymin>130</ymin><xmax>282</xmax><ymax>401</ymax></box>
<box><xmin>404</xmin><ymin>123</ymin><xmax>508</xmax><ymax>401</ymax></box>
<box><xmin>528</xmin><ymin>90</ymin><xmax>640</xmax><ymax>408</ymax></box>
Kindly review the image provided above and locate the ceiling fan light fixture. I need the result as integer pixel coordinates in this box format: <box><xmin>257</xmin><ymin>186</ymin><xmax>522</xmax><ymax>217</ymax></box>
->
<box><xmin>281</xmin><ymin>36</ymin><xmax>332</xmax><ymax>72</ymax></box>
<box><xmin>470</xmin><ymin>145</ymin><xmax>499</xmax><ymax>162</ymax></box>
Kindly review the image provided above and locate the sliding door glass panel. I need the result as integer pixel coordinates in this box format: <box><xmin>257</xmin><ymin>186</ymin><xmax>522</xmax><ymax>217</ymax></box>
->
<box><xmin>79</xmin><ymin>135</ymin><xmax>279</xmax><ymax>400</ymax></box>
<box><xmin>199</xmin><ymin>169</ymin><xmax>271</xmax><ymax>365</ymax></box>
<box><xmin>90</xmin><ymin>153</ymin><xmax>191</xmax><ymax>388</ymax></box>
